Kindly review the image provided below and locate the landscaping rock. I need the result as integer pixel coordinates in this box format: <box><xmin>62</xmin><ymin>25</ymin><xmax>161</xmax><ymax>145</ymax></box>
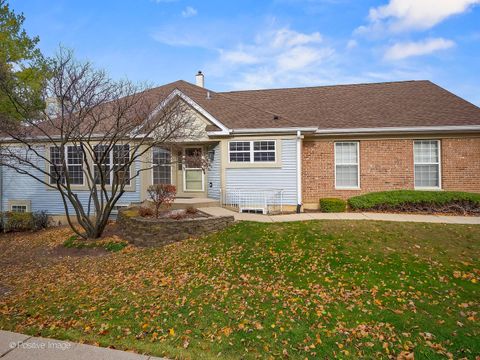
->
<box><xmin>117</xmin><ymin>207</ymin><xmax>235</xmax><ymax>247</ymax></box>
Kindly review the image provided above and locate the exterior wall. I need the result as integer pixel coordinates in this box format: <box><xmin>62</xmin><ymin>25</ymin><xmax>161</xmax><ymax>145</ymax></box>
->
<box><xmin>442</xmin><ymin>138</ymin><xmax>480</xmax><ymax>192</ymax></box>
<box><xmin>207</xmin><ymin>143</ymin><xmax>221</xmax><ymax>199</ymax></box>
<box><xmin>302</xmin><ymin>136</ymin><xmax>480</xmax><ymax>208</ymax></box>
<box><xmin>224</xmin><ymin>138</ymin><xmax>298</xmax><ymax>205</ymax></box>
<box><xmin>1</xmin><ymin>146</ymin><xmax>141</xmax><ymax>216</ymax></box>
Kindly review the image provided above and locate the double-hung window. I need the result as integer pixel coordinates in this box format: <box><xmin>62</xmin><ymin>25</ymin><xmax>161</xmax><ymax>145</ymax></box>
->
<box><xmin>93</xmin><ymin>144</ymin><xmax>131</xmax><ymax>185</ymax></box>
<box><xmin>229</xmin><ymin>141</ymin><xmax>251</xmax><ymax>162</ymax></box>
<box><xmin>49</xmin><ymin>146</ymin><xmax>84</xmax><ymax>185</ymax></box>
<box><xmin>335</xmin><ymin>142</ymin><xmax>359</xmax><ymax>189</ymax></box>
<box><xmin>113</xmin><ymin>144</ymin><xmax>130</xmax><ymax>184</ymax></box>
<box><xmin>253</xmin><ymin>141</ymin><xmax>276</xmax><ymax>162</ymax></box>
<box><xmin>152</xmin><ymin>147</ymin><xmax>172</xmax><ymax>184</ymax></box>
<box><xmin>414</xmin><ymin>140</ymin><xmax>441</xmax><ymax>189</ymax></box>
<box><xmin>229</xmin><ymin>140</ymin><xmax>276</xmax><ymax>163</ymax></box>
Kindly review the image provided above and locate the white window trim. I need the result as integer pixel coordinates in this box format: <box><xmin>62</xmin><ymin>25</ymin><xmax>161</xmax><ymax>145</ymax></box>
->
<box><xmin>151</xmin><ymin>147</ymin><xmax>173</xmax><ymax>185</ymax></box>
<box><xmin>334</xmin><ymin>141</ymin><xmax>361</xmax><ymax>190</ymax></box>
<box><xmin>413</xmin><ymin>140</ymin><xmax>442</xmax><ymax>190</ymax></box>
<box><xmin>49</xmin><ymin>145</ymin><xmax>85</xmax><ymax>186</ymax></box>
<box><xmin>228</xmin><ymin>140</ymin><xmax>277</xmax><ymax>163</ymax></box>
<box><xmin>183</xmin><ymin>146</ymin><xmax>205</xmax><ymax>192</ymax></box>
<box><xmin>8</xmin><ymin>200</ymin><xmax>31</xmax><ymax>213</ymax></box>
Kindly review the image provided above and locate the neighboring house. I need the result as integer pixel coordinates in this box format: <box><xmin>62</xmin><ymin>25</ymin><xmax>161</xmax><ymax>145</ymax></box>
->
<box><xmin>1</xmin><ymin>72</ymin><xmax>480</xmax><ymax>217</ymax></box>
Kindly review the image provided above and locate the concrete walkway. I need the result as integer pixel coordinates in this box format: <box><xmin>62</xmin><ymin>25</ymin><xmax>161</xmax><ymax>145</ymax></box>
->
<box><xmin>199</xmin><ymin>206</ymin><xmax>480</xmax><ymax>225</ymax></box>
<box><xmin>0</xmin><ymin>330</ymin><xmax>166</xmax><ymax>360</ymax></box>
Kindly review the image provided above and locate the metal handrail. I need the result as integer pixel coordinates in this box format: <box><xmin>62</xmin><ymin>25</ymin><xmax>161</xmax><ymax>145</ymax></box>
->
<box><xmin>221</xmin><ymin>188</ymin><xmax>285</xmax><ymax>214</ymax></box>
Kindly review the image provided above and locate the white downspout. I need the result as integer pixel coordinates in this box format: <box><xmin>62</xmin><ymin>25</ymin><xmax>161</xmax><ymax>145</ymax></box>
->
<box><xmin>296</xmin><ymin>130</ymin><xmax>302</xmax><ymax>213</ymax></box>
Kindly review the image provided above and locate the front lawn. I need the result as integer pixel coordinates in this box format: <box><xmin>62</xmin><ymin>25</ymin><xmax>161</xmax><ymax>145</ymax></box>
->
<box><xmin>0</xmin><ymin>221</ymin><xmax>479</xmax><ymax>359</ymax></box>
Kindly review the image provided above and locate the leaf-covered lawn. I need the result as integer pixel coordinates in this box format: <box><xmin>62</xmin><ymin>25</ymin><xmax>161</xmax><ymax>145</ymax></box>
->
<box><xmin>0</xmin><ymin>221</ymin><xmax>479</xmax><ymax>359</ymax></box>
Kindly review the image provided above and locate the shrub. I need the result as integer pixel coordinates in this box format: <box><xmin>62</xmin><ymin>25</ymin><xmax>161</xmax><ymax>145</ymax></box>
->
<box><xmin>169</xmin><ymin>213</ymin><xmax>185</xmax><ymax>220</ymax></box>
<box><xmin>185</xmin><ymin>206</ymin><xmax>198</xmax><ymax>214</ymax></box>
<box><xmin>147</xmin><ymin>184</ymin><xmax>177</xmax><ymax>218</ymax></box>
<box><xmin>348</xmin><ymin>190</ymin><xmax>480</xmax><ymax>215</ymax></box>
<box><xmin>138</xmin><ymin>206</ymin><xmax>154</xmax><ymax>217</ymax></box>
<box><xmin>32</xmin><ymin>211</ymin><xmax>50</xmax><ymax>230</ymax></box>
<box><xmin>4</xmin><ymin>212</ymin><xmax>34</xmax><ymax>232</ymax></box>
<box><xmin>319</xmin><ymin>198</ymin><xmax>346</xmax><ymax>213</ymax></box>
<box><xmin>0</xmin><ymin>211</ymin><xmax>50</xmax><ymax>232</ymax></box>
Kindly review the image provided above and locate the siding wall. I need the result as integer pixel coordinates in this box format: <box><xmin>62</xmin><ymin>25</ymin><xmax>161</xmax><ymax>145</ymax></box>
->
<box><xmin>207</xmin><ymin>143</ymin><xmax>221</xmax><ymax>199</ymax></box>
<box><xmin>225</xmin><ymin>139</ymin><xmax>298</xmax><ymax>205</ymax></box>
<box><xmin>1</xmin><ymin>146</ymin><xmax>141</xmax><ymax>215</ymax></box>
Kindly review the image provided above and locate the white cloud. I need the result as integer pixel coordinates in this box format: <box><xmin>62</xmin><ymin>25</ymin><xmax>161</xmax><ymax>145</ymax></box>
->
<box><xmin>269</xmin><ymin>28</ymin><xmax>322</xmax><ymax>48</ymax></box>
<box><xmin>181</xmin><ymin>6</ymin><xmax>197</xmax><ymax>18</ymax></box>
<box><xmin>208</xmin><ymin>27</ymin><xmax>335</xmax><ymax>89</ymax></box>
<box><xmin>384</xmin><ymin>38</ymin><xmax>455</xmax><ymax>60</ymax></box>
<box><xmin>358</xmin><ymin>0</ymin><xmax>480</xmax><ymax>33</ymax></box>
<box><xmin>220</xmin><ymin>50</ymin><xmax>259</xmax><ymax>64</ymax></box>
<box><xmin>346</xmin><ymin>39</ymin><xmax>358</xmax><ymax>49</ymax></box>
<box><xmin>277</xmin><ymin>46</ymin><xmax>333</xmax><ymax>71</ymax></box>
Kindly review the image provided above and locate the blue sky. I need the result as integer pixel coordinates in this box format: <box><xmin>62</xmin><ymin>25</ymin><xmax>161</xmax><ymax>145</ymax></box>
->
<box><xmin>10</xmin><ymin>0</ymin><xmax>480</xmax><ymax>105</ymax></box>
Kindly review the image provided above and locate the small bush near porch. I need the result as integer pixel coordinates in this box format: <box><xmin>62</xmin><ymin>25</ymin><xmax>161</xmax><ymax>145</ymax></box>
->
<box><xmin>0</xmin><ymin>221</ymin><xmax>479</xmax><ymax>359</ymax></box>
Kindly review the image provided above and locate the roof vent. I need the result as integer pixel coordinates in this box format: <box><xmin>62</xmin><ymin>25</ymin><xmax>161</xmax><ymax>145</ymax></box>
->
<box><xmin>273</xmin><ymin>115</ymin><xmax>279</xmax><ymax>120</ymax></box>
<box><xmin>195</xmin><ymin>71</ymin><xmax>204</xmax><ymax>88</ymax></box>
<box><xmin>206</xmin><ymin>91</ymin><xmax>211</xmax><ymax>100</ymax></box>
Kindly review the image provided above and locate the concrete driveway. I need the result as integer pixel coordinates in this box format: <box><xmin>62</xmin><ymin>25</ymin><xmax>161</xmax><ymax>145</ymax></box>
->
<box><xmin>0</xmin><ymin>330</ymin><xmax>166</xmax><ymax>360</ymax></box>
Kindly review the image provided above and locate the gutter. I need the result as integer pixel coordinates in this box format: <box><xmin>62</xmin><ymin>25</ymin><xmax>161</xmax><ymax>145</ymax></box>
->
<box><xmin>296</xmin><ymin>130</ymin><xmax>303</xmax><ymax>213</ymax></box>
<box><xmin>221</xmin><ymin>127</ymin><xmax>317</xmax><ymax>135</ymax></box>
<box><xmin>0</xmin><ymin>159</ymin><xmax>3</xmax><ymax>230</ymax></box>
<box><xmin>315</xmin><ymin>125</ymin><xmax>480</xmax><ymax>136</ymax></box>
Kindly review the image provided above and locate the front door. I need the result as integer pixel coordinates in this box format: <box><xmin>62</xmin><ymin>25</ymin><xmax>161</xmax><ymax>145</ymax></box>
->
<box><xmin>183</xmin><ymin>147</ymin><xmax>204</xmax><ymax>192</ymax></box>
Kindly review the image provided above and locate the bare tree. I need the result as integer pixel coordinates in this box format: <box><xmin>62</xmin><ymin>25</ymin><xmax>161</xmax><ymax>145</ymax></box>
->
<box><xmin>0</xmin><ymin>48</ymin><xmax>200</xmax><ymax>239</ymax></box>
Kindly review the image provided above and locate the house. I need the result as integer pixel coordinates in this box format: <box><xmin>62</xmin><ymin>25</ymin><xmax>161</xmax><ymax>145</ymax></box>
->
<box><xmin>1</xmin><ymin>72</ymin><xmax>480</xmax><ymax>218</ymax></box>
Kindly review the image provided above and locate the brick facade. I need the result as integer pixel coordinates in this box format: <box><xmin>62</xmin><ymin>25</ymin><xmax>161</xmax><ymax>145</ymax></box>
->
<box><xmin>302</xmin><ymin>136</ymin><xmax>480</xmax><ymax>207</ymax></box>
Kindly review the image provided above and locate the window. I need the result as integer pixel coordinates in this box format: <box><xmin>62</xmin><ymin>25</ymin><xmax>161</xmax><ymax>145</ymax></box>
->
<box><xmin>254</xmin><ymin>141</ymin><xmax>276</xmax><ymax>162</ymax></box>
<box><xmin>93</xmin><ymin>144</ymin><xmax>131</xmax><ymax>185</ymax></box>
<box><xmin>94</xmin><ymin>145</ymin><xmax>110</xmax><ymax>184</ymax></box>
<box><xmin>229</xmin><ymin>140</ymin><xmax>276</xmax><ymax>163</ymax></box>
<box><xmin>8</xmin><ymin>200</ymin><xmax>31</xmax><ymax>213</ymax></box>
<box><xmin>49</xmin><ymin>146</ymin><xmax>84</xmax><ymax>185</ymax></box>
<box><xmin>11</xmin><ymin>205</ymin><xmax>27</xmax><ymax>213</ymax></box>
<box><xmin>152</xmin><ymin>147</ymin><xmax>172</xmax><ymax>184</ymax></box>
<box><xmin>113</xmin><ymin>144</ymin><xmax>130</xmax><ymax>184</ymax></box>
<box><xmin>184</xmin><ymin>147</ymin><xmax>204</xmax><ymax>191</ymax></box>
<box><xmin>414</xmin><ymin>140</ymin><xmax>441</xmax><ymax>189</ymax></box>
<box><xmin>229</xmin><ymin>141</ymin><xmax>250</xmax><ymax>162</ymax></box>
<box><xmin>335</xmin><ymin>142</ymin><xmax>359</xmax><ymax>188</ymax></box>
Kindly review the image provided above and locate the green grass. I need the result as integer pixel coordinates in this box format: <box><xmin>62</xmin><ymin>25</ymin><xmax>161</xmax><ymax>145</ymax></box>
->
<box><xmin>1</xmin><ymin>221</ymin><xmax>479</xmax><ymax>359</ymax></box>
<box><xmin>63</xmin><ymin>235</ymin><xmax>128</xmax><ymax>252</ymax></box>
<box><xmin>348</xmin><ymin>190</ymin><xmax>480</xmax><ymax>210</ymax></box>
